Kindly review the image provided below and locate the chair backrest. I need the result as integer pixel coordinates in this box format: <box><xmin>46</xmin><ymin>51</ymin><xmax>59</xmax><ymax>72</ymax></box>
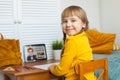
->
<box><xmin>75</xmin><ymin>58</ymin><xmax>108</xmax><ymax>80</ymax></box>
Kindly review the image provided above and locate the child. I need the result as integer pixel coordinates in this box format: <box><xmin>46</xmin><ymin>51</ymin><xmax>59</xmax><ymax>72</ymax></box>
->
<box><xmin>27</xmin><ymin>47</ymin><xmax>37</xmax><ymax>61</ymax></box>
<box><xmin>49</xmin><ymin>5</ymin><xmax>96</xmax><ymax>80</ymax></box>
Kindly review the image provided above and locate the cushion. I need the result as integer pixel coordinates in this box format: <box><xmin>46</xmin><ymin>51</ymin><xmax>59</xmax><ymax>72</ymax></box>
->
<box><xmin>0</xmin><ymin>33</ymin><xmax>22</xmax><ymax>67</ymax></box>
<box><xmin>86</xmin><ymin>29</ymin><xmax>116</xmax><ymax>54</ymax></box>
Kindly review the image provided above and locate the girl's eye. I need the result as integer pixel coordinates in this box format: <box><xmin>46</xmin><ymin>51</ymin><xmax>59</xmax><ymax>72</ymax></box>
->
<box><xmin>62</xmin><ymin>20</ymin><xmax>67</xmax><ymax>24</ymax></box>
<box><xmin>71</xmin><ymin>20</ymin><xmax>76</xmax><ymax>22</ymax></box>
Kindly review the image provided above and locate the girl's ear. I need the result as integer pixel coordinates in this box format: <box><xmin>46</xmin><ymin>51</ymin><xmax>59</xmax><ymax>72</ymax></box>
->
<box><xmin>82</xmin><ymin>22</ymin><xmax>86</xmax><ymax>28</ymax></box>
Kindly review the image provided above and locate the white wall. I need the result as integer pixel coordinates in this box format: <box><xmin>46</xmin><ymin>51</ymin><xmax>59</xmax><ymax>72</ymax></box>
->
<box><xmin>60</xmin><ymin>0</ymin><xmax>101</xmax><ymax>30</ymax></box>
<box><xmin>100</xmin><ymin>0</ymin><xmax>120</xmax><ymax>44</ymax></box>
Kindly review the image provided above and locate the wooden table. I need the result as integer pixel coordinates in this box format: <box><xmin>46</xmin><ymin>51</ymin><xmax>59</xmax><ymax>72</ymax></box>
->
<box><xmin>1</xmin><ymin>60</ymin><xmax>62</xmax><ymax>80</ymax></box>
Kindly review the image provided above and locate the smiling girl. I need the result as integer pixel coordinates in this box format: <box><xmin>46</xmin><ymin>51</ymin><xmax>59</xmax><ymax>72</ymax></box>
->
<box><xmin>49</xmin><ymin>5</ymin><xmax>96</xmax><ymax>80</ymax></box>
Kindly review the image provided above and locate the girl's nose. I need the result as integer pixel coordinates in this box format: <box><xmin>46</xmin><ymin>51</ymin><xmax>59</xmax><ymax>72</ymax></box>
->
<box><xmin>66</xmin><ymin>21</ymin><xmax>71</xmax><ymax>27</ymax></box>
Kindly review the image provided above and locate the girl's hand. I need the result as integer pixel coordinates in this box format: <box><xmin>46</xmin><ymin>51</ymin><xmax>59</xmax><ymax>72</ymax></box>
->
<box><xmin>48</xmin><ymin>64</ymin><xmax>57</xmax><ymax>70</ymax></box>
<box><xmin>48</xmin><ymin>64</ymin><xmax>57</xmax><ymax>76</ymax></box>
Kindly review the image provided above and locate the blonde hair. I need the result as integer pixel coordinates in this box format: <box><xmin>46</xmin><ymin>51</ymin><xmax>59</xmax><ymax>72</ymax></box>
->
<box><xmin>61</xmin><ymin>5</ymin><xmax>89</xmax><ymax>30</ymax></box>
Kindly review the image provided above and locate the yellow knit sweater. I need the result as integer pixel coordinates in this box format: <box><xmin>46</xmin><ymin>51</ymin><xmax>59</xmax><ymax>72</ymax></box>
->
<box><xmin>50</xmin><ymin>32</ymin><xmax>96</xmax><ymax>80</ymax></box>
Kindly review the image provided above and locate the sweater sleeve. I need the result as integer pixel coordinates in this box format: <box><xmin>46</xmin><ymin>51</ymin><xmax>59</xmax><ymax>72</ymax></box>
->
<box><xmin>50</xmin><ymin>38</ymin><xmax>77</xmax><ymax>76</ymax></box>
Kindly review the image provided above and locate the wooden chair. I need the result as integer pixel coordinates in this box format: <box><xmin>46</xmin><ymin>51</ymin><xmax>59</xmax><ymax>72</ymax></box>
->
<box><xmin>75</xmin><ymin>58</ymin><xmax>108</xmax><ymax>80</ymax></box>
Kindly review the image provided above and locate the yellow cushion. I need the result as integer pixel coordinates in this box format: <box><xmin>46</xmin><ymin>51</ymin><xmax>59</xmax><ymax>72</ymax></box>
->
<box><xmin>0</xmin><ymin>39</ymin><xmax>22</xmax><ymax>67</ymax></box>
<box><xmin>86</xmin><ymin>29</ymin><xmax>116</xmax><ymax>54</ymax></box>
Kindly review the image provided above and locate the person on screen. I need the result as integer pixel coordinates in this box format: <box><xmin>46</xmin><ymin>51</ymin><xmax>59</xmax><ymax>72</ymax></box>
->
<box><xmin>27</xmin><ymin>47</ymin><xmax>37</xmax><ymax>61</ymax></box>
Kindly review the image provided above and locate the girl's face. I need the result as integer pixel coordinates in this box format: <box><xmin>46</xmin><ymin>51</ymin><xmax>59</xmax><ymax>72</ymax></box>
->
<box><xmin>62</xmin><ymin>15</ymin><xmax>86</xmax><ymax>36</ymax></box>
